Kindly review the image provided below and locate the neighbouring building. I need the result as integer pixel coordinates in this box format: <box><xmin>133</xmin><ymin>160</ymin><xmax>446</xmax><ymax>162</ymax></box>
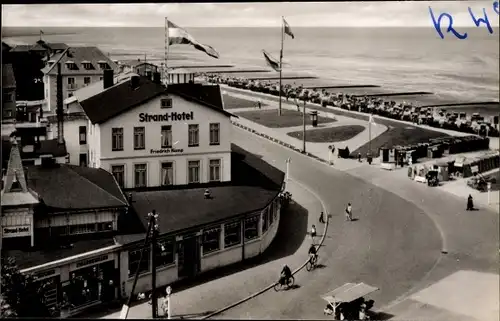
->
<box><xmin>41</xmin><ymin>46</ymin><xmax>118</xmax><ymax>113</ymax></box>
<box><xmin>2</xmin><ymin>64</ymin><xmax>17</xmax><ymax>120</ymax></box>
<box><xmin>167</xmin><ymin>68</ymin><xmax>195</xmax><ymax>84</ymax></box>
<box><xmin>120</xmin><ymin>59</ymin><xmax>159</xmax><ymax>79</ymax></box>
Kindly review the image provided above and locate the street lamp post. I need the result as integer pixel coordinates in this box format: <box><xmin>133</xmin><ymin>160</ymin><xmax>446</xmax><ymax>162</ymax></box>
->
<box><xmin>286</xmin><ymin>157</ymin><xmax>291</xmax><ymax>181</ymax></box>
<box><xmin>148</xmin><ymin>210</ymin><xmax>159</xmax><ymax>319</ymax></box>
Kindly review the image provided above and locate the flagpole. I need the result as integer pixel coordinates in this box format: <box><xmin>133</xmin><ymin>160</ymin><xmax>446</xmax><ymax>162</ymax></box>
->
<box><xmin>279</xmin><ymin>17</ymin><xmax>284</xmax><ymax>116</ymax></box>
<box><xmin>303</xmin><ymin>99</ymin><xmax>306</xmax><ymax>153</ymax></box>
<box><xmin>164</xmin><ymin>17</ymin><xmax>170</xmax><ymax>87</ymax></box>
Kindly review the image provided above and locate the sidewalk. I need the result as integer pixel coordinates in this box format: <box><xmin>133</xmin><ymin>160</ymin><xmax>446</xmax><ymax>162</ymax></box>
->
<box><xmin>94</xmin><ymin>179</ymin><xmax>326</xmax><ymax>319</ymax></box>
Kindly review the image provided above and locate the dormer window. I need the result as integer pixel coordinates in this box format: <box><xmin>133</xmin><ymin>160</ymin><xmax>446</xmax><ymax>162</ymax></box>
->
<box><xmin>65</xmin><ymin>61</ymin><xmax>79</xmax><ymax>71</ymax></box>
<box><xmin>161</xmin><ymin>98</ymin><xmax>172</xmax><ymax>109</ymax></box>
<box><xmin>47</xmin><ymin>60</ymin><xmax>55</xmax><ymax>67</ymax></box>
<box><xmin>98</xmin><ymin>61</ymin><xmax>110</xmax><ymax>70</ymax></box>
<box><xmin>82</xmin><ymin>61</ymin><xmax>95</xmax><ymax>70</ymax></box>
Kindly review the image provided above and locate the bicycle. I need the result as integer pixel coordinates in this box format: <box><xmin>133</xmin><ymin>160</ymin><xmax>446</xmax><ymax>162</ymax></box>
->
<box><xmin>306</xmin><ymin>254</ymin><xmax>318</xmax><ymax>271</ymax></box>
<box><xmin>273</xmin><ymin>275</ymin><xmax>295</xmax><ymax>291</ymax></box>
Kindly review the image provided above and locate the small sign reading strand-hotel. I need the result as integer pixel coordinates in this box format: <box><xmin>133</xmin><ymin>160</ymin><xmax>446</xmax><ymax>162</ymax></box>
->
<box><xmin>139</xmin><ymin>111</ymin><xmax>194</xmax><ymax>122</ymax></box>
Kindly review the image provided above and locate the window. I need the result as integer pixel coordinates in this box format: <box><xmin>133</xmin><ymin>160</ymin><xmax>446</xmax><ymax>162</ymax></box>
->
<box><xmin>69</xmin><ymin>223</ymin><xmax>96</xmax><ymax>235</ymax></box>
<box><xmin>97</xmin><ymin>222</ymin><xmax>113</xmax><ymax>231</ymax></box>
<box><xmin>262</xmin><ymin>208</ymin><xmax>269</xmax><ymax>233</ymax></box>
<box><xmin>161</xmin><ymin>125</ymin><xmax>172</xmax><ymax>148</ymax></box>
<box><xmin>188</xmin><ymin>160</ymin><xmax>200</xmax><ymax>184</ymax></box>
<box><xmin>112</xmin><ymin>165</ymin><xmax>125</xmax><ymax>188</ymax></box>
<box><xmin>6</xmin><ymin>110</ymin><xmax>12</xmax><ymax>117</ymax></box>
<box><xmin>79</xmin><ymin>153</ymin><xmax>87</xmax><ymax>167</ymax></box>
<box><xmin>156</xmin><ymin>238</ymin><xmax>174</xmax><ymax>267</ymax></box>
<box><xmin>67</xmin><ymin>77</ymin><xmax>76</xmax><ymax>90</ymax></box>
<box><xmin>224</xmin><ymin>221</ymin><xmax>241</xmax><ymax>248</ymax></box>
<box><xmin>203</xmin><ymin>226</ymin><xmax>221</xmax><ymax>254</ymax></box>
<box><xmin>209</xmin><ymin>123</ymin><xmax>220</xmax><ymax>145</ymax></box>
<box><xmin>66</xmin><ymin>62</ymin><xmax>79</xmax><ymax>71</ymax></box>
<box><xmin>133</xmin><ymin>127</ymin><xmax>145</xmax><ymax>150</ymax></box>
<box><xmin>100</xmin><ymin>77</ymin><xmax>103</xmax><ymax>81</ymax></box>
<box><xmin>161</xmin><ymin>162</ymin><xmax>173</xmax><ymax>186</ymax></box>
<box><xmin>68</xmin><ymin>92</ymin><xmax>73</xmax><ymax>98</ymax></box>
<box><xmin>84</xmin><ymin>77</ymin><xmax>91</xmax><ymax>86</ymax></box>
<box><xmin>188</xmin><ymin>124</ymin><xmax>199</xmax><ymax>147</ymax></box>
<box><xmin>83</xmin><ymin>62</ymin><xmax>94</xmax><ymax>70</ymax></box>
<box><xmin>112</xmin><ymin>128</ymin><xmax>124</xmax><ymax>151</ymax></box>
<box><xmin>98</xmin><ymin>62</ymin><xmax>110</xmax><ymax>70</ymax></box>
<box><xmin>128</xmin><ymin>248</ymin><xmax>150</xmax><ymax>278</ymax></box>
<box><xmin>244</xmin><ymin>216</ymin><xmax>259</xmax><ymax>241</ymax></box>
<box><xmin>161</xmin><ymin>98</ymin><xmax>172</xmax><ymax>109</ymax></box>
<box><xmin>79</xmin><ymin>126</ymin><xmax>87</xmax><ymax>145</ymax></box>
<box><xmin>209</xmin><ymin>159</ymin><xmax>221</xmax><ymax>182</ymax></box>
<box><xmin>4</xmin><ymin>92</ymin><xmax>13</xmax><ymax>103</ymax></box>
<box><xmin>134</xmin><ymin>164</ymin><xmax>147</xmax><ymax>188</ymax></box>
<box><xmin>51</xmin><ymin>226</ymin><xmax>68</xmax><ymax>236</ymax></box>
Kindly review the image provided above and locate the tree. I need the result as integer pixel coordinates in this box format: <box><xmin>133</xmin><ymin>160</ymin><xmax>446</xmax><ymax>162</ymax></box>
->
<box><xmin>1</xmin><ymin>257</ymin><xmax>51</xmax><ymax>318</ymax></box>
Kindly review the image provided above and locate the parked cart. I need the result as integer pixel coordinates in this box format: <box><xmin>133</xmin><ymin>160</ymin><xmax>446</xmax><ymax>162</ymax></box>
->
<box><xmin>322</xmin><ymin>282</ymin><xmax>379</xmax><ymax>320</ymax></box>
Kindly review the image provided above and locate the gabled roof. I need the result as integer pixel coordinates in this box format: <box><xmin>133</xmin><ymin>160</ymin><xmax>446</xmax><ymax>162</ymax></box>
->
<box><xmin>10</xmin><ymin>45</ymin><xmax>32</xmax><ymax>52</ymax></box>
<box><xmin>68</xmin><ymin>71</ymin><xmax>136</xmax><ymax>104</ymax></box>
<box><xmin>41</xmin><ymin>46</ymin><xmax>119</xmax><ymax>75</ymax></box>
<box><xmin>26</xmin><ymin>164</ymin><xmax>128</xmax><ymax>211</ymax></box>
<box><xmin>1</xmin><ymin>142</ymin><xmax>39</xmax><ymax>207</ymax></box>
<box><xmin>79</xmin><ymin>77</ymin><xmax>234</xmax><ymax>124</ymax></box>
<box><xmin>2</xmin><ymin>64</ymin><xmax>16</xmax><ymax>88</ymax></box>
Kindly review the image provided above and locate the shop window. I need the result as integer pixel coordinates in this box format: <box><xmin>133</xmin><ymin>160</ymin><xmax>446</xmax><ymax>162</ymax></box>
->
<box><xmin>188</xmin><ymin>160</ymin><xmax>200</xmax><ymax>184</ymax></box>
<box><xmin>209</xmin><ymin>123</ymin><xmax>220</xmax><ymax>145</ymax></box>
<box><xmin>69</xmin><ymin>223</ymin><xmax>97</xmax><ymax>235</ymax></box>
<box><xmin>111</xmin><ymin>165</ymin><xmax>125</xmax><ymax>188</ymax></box>
<box><xmin>97</xmin><ymin>222</ymin><xmax>113</xmax><ymax>232</ymax></box>
<box><xmin>51</xmin><ymin>225</ymin><xmax>68</xmax><ymax>236</ymax></box>
<box><xmin>128</xmin><ymin>248</ymin><xmax>150</xmax><ymax>278</ymax></box>
<box><xmin>156</xmin><ymin>238</ymin><xmax>174</xmax><ymax>267</ymax></box>
<box><xmin>224</xmin><ymin>221</ymin><xmax>241</xmax><ymax>248</ymax></box>
<box><xmin>112</xmin><ymin>127</ymin><xmax>124</xmax><ymax>151</ymax></box>
<box><xmin>202</xmin><ymin>226</ymin><xmax>221</xmax><ymax>254</ymax></box>
<box><xmin>262</xmin><ymin>208</ymin><xmax>269</xmax><ymax>233</ymax></box>
<box><xmin>188</xmin><ymin>124</ymin><xmax>199</xmax><ymax>147</ymax></box>
<box><xmin>244</xmin><ymin>216</ymin><xmax>259</xmax><ymax>241</ymax></box>
<box><xmin>133</xmin><ymin>127</ymin><xmax>145</xmax><ymax>150</ymax></box>
<box><xmin>209</xmin><ymin>159</ymin><xmax>221</xmax><ymax>182</ymax></box>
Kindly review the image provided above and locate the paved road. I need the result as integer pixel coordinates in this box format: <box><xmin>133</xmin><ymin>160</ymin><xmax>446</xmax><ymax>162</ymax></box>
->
<box><xmin>216</xmin><ymin>127</ymin><xmax>443</xmax><ymax>319</ymax></box>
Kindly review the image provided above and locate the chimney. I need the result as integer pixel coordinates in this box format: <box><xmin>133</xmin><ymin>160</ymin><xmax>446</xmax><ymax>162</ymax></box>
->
<box><xmin>130</xmin><ymin>75</ymin><xmax>140</xmax><ymax>89</ymax></box>
<box><xmin>153</xmin><ymin>72</ymin><xmax>161</xmax><ymax>84</ymax></box>
<box><xmin>103</xmin><ymin>69</ymin><xmax>114</xmax><ymax>89</ymax></box>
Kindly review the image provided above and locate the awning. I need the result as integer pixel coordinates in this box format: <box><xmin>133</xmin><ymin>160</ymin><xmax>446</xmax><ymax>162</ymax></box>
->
<box><xmin>322</xmin><ymin>283</ymin><xmax>379</xmax><ymax>304</ymax></box>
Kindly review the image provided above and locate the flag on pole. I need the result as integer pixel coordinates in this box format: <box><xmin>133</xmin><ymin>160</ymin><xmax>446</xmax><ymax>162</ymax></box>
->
<box><xmin>283</xmin><ymin>18</ymin><xmax>295</xmax><ymax>39</ymax></box>
<box><xmin>167</xmin><ymin>20</ymin><xmax>219</xmax><ymax>59</ymax></box>
<box><xmin>40</xmin><ymin>30</ymin><xmax>44</xmax><ymax>35</ymax></box>
<box><xmin>262</xmin><ymin>50</ymin><xmax>281</xmax><ymax>72</ymax></box>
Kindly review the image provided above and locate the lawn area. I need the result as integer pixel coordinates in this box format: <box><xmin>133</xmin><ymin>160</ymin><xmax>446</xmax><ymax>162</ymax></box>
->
<box><xmin>223</xmin><ymin>94</ymin><xmax>267</xmax><ymax>109</ymax></box>
<box><xmin>287</xmin><ymin>125</ymin><xmax>365</xmax><ymax>143</ymax></box>
<box><xmin>235</xmin><ymin>109</ymin><xmax>336</xmax><ymax>128</ymax></box>
<box><xmin>351</xmin><ymin>125</ymin><xmax>449</xmax><ymax>157</ymax></box>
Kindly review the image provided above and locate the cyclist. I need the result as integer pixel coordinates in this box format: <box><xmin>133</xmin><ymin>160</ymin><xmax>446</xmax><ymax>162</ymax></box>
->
<box><xmin>280</xmin><ymin>264</ymin><xmax>292</xmax><ymax>285</ymax></box>
<box><xmin>308</xmin><ymin>244</ymin><xmax>318</xmax><ymax>264</ymax></box>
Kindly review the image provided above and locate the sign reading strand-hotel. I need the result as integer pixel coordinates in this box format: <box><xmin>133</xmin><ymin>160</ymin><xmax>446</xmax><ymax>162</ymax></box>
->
<box><xmin>139</xmin><ymin>111</ymin><xmax>194</xmax><ymax>122</ymax></box>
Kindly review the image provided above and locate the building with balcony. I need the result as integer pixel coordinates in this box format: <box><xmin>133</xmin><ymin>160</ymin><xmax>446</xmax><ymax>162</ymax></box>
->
<box><xmin>41</xmin><ymin>46</ymin><xmax>118</xmax><ymax>113</ymax></box>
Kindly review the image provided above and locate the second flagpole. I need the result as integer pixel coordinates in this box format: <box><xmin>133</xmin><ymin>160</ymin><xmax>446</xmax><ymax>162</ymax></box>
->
<box><xmin>279</xmin><ymin>17</ymin><xmax>284</xmax><ymax>116</ymax></box>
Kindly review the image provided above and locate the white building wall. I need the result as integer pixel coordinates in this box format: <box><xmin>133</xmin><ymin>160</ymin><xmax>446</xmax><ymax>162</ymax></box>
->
<box><xmin>94</xmin><ymin>93</ymin><xmax>232</xmax><ymax>188</ymax></box>
<box><xmin>45</xmin><ymin>74</ymin><xmax>104</xmax><ymax>112</ymax></box>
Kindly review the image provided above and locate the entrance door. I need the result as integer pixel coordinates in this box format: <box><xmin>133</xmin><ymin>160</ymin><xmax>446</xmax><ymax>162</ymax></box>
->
<box><xmin>177</xmin><ymin>235</ymin><xmax>200</xmax><ymax>279</ymax></box>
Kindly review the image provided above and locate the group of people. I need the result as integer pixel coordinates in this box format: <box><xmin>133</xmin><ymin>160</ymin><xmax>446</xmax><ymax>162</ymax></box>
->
<box><xmin>202</xmin><ymin>73</ymin><xmax>499</xmax><ymax>137</ymax></box>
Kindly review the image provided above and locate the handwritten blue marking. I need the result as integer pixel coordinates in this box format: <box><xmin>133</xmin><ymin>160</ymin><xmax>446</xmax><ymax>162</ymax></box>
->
<box><xmin>429</xmin><ymin>7</ymin><xmax>468</xmax><ymax>39</ymax></box>
<box><xmin>493</xmin><ymin>1</ymin><xmax>499</xmax><ymax>15</ymax></box>
<box><xmin>468</xmin><ymin>7</ymin><xmax>494</xmax><ymax>33</ymax></box>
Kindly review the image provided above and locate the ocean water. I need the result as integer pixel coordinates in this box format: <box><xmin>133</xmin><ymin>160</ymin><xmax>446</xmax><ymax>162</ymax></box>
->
<box><xmin>3</xmin><ymin>26</ymin><xmax>499</xmax><ymax>103</ymax></box>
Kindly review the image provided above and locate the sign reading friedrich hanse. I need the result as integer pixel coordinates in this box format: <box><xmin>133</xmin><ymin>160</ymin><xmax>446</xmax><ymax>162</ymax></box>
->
<box><xmin>139</xmin><ymin>111</ymin><xmax>194</xmax><ymax>122</ymax></box>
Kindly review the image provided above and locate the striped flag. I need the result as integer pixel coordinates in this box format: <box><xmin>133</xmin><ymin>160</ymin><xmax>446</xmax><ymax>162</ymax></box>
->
<box><xmin>262</xmin><ymin>50</ymin><xmax>281</xmax><ymax>72</ymax></box>
<box><xmin>167</xmin><ymin>20</ymin><xmax>219</xmax><ymax>59</ymax></box>
<box><xmin>283</xmin><ymin>18</ymin><xmax>294</xmax><ymax>39</ymax></box>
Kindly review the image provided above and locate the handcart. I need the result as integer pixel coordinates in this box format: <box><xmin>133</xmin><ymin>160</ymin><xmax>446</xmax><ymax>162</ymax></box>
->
<box><xmin>322</xmin><ymin>282</ymin><xmax>379</xmax><ymax>320</ymax></box>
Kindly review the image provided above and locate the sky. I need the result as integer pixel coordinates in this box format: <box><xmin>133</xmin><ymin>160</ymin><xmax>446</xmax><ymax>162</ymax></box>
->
<box><xmin>2</xmin><ymin>1</ymin><xmax>499</xmax><ymax>28</ymax></box>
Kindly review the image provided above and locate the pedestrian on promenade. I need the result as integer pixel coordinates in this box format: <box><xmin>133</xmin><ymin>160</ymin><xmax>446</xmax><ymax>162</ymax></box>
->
<box><xmin>319</xmin><ymin>211</ymin><xmax>325</xmax><ymax>224</ymax></box>
<box><xmin>257</xmin><ymin>100</ymin><xmax>262</xmax><ymax>109</ymax></box>
<box><xmin>358</xmin><ymin>152</ymin><xmax>362</xmax><ymax>162</ymax></box>
<box><xmin>466</xmin><ymin>194</ymin><xmax>474</xmax><ymax>211</ymax></box>
<box><xmin>345</xmin><ymin>203</ymin><xmax>353</xmax><ymax>221</ymax></box>
<box><xmin>310</xmin><ymin>225</ymin><xmax>317</xmax><ymax>244</ymax></box>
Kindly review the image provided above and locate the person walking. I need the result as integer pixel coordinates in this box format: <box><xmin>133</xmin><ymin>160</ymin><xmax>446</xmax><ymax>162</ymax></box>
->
<box><xmin>319</xmin><ymin>211</ymin><xmax>325</xmax><ymax>224</ymax></box>
<box><xmin>310</xmin><ymin>224</ymin><xmax>317</xmax><ymax>244</ymax></box>
<box><xmin>257</xmin><ymin>99</ymin><xmax>262</xmax><ymax>109</ymax></box>
<box><xmin>466</xmin><ymin>194</ymin><xmax>474</xmax><ymax>211</ymax></box>
<box><xmin>345</xmin><ymin>203</ymin><xmax>353</xmax><ymax>221</ymax></box>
